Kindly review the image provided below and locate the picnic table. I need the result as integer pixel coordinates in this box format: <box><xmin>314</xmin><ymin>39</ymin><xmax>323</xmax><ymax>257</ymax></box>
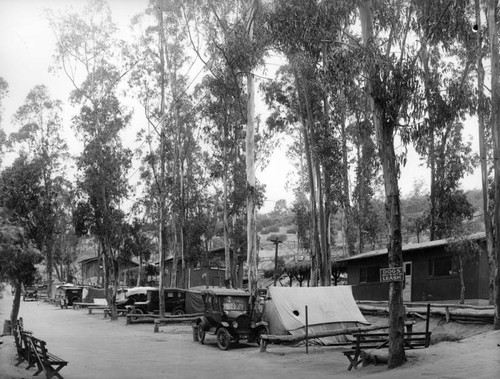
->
<box><xmin>342</xmin><ymin>330</ymin><xmax>431</xmax><ymax>370</ymax></box>
<box><xmin>72</xmin><ymin>298</ymin><xmax>108</xmax><ymax>313</ymax></box>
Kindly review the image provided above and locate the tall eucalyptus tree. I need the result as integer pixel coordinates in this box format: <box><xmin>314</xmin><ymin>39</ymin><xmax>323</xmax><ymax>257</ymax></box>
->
<box><xmin>48</xmin><ymin>0</ymin><xmax>131</xmax><ymax>319</ymax></box>
<box><xmin>487</xmin><ymin>0</ymin><xmax>500</xmax><ymax>329</ymax></box>
<box><xmin>9</xmin><ymin>85</ymin><xmax>69</xmax><ymax>297</ymax></box>
<box><xmin>412</xmin><ymin>0</ymin><xmax>477</xmax><ymax>241</ymax></box>
<box><xmin>359</xmin><ymin>0</ymin><xmax>420</xmax><ymax>368</ymax></box>
<box><xmin>265</xmin><ymin>0</ymin><xmax>356</xmax><ymax>285</ymax></box>
<box><xmin>184</xmin><ymin>0</ymin><xmax>268</xmax><ymax>290</ymax></box>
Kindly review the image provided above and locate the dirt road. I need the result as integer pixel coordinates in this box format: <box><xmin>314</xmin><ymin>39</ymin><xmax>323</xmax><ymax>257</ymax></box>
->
<box><xmin>1</xmin><ymin>288</ymin><xmax>499</xmax><ymax>379</ymax></box>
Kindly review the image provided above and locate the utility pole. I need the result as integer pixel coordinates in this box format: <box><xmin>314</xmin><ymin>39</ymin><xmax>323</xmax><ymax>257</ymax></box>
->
<box><xmin>271</xmin><ymin>238</ymin><xmax>283</xmax><ymax>286</ymax></box>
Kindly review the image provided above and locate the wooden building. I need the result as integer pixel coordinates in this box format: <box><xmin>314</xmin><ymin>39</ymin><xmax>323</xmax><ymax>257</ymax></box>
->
<box><xmin>77</xmin><ymin>256</ymin><xmax>139</xmax><ymax>287</ymax></box>
<box><xmin>162</xmin><ymin>247</ymin><xmax>229</xmax><ymax>288</ymax></box>
<box><xmin>337</xmin><ymin>233</ymin><xmax>489</xmax><ymax>303</ymax></box>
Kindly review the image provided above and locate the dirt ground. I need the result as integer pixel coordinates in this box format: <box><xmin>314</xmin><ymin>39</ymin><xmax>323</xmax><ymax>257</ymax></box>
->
<box><xmin>1</xmin><ymin>287</ymin><xmax>499</xmax><ymax>379</ymax></box>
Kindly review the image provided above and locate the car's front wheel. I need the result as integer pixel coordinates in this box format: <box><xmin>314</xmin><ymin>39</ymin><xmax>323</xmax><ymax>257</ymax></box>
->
<box><xmin>217</xmin><ymin>327</ymin><xmax>231</xmax><ymax>350</ymax></box>
<box><xmin>197</xmin><ymin>323</ymin><xmax>206</xmax><ymax>344</ymax></box>
<box><xmin>255</xmin><ymin>325</ymin><xmax>269</xmax><ymax>346</ymax></box>
<box><xmin>192</xmin><ymin>325</ymin><xmax>199</xmax><ymax>342</ymax></box>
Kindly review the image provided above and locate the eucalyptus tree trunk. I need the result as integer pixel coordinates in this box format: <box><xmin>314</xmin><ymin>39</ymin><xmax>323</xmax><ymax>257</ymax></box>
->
<box><xmin>180</xmin><ymin>159</ymin><xmax>186</xmax><ymax>288</ymax></box>
<box><xmin>422</xmin><ymin>52</ymin><xmax>437</xmax><ymax>241</ymax></box>
<box><xmin>10</xmin><ymin>280</ymin><xmax>23</xmax><ymax>335</ymax></box>
<box><xmin>459</xmin><ymin>255</ymin><xmax>465</xmax><ymax>305</ymax></box>
<box><xmin>245</xmin><ymin>0</ymin><xmax>258</xmax><ymax>295</ymax></box>
<box><xmin>157</xmin><ymin>5</ymin><xmax>167</xmax><ymax>317</ymax></box>
<box><xmin>476</xmin><ymin>0</ymin><xmax>495</xmax><ymax>305</ymax></box>
<box><xmin>110</xmin><ymin>258</ymin><xmax>119</xmax><ymax>320</ymax></box>
<box><xmin>487</xmin><ymin>0</ymin><xmax>500</xmax><ymax>329</ymax></box>
<box><xmin>359</xmin><ymin>0</ymin><xmax>406</xmax><ymax>367</ymax></box>
<box><xmin>137</xmin><ymin>254</ymin><xmax>142</xmax><ymax>287</ymax></box>
<box><xmin>341</xmin><ymin>119</ymin><xmax>354</xmax><ymax>256</ymax></box>
<box><xmin>223</xmin><ymin>123</ymin><xmax>232</xmax><ymax>288</ymax></box>
<box><xmin>293</xmin><ymin>67</ymin><xmax>319</xmax><ymax>286</ymax></box>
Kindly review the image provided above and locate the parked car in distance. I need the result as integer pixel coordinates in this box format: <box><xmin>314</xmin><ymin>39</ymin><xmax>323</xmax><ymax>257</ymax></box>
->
<box><xmin>56</xmin><ymin>285</ymin><xmax>84</xmax><ymax>308</ymax></box>
<box><xmin>23</xmin><ymin>286</ymin><xmax>38</xmax><ymax>301</ymax></box>
<box><xmin>193</xmin><ymin>288</ymin><xmax>269</xmax><ymax>350</ymax></box>
<box><xmin>125</xmin><ymin>287</ymin><xmax>187</xmax><ymax>316</ymax></box>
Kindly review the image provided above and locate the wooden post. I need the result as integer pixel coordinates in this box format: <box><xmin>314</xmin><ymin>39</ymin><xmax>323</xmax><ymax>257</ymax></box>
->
<box><xmin>271</xmin><ymin>238</ymin><xmax>283</xmax><ymax>286</ymax></box>
<box><xmin>445</xmin><ymin>306</ymin><xmax>450</xmax><ymax>323</ymax></box>
<box><xmin>425</xmin><ymin>303</ymin><xmax>431</xmax><ymax>347</ymax></box>
<box><xmin>305</xmin><ymin>305</ymin><xmax>309</xmax><ymax>354</ymax></box>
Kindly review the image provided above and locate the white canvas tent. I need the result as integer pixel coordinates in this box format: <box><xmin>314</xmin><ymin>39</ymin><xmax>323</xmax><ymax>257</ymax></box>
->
<box><xmin>262</xmin><ymin>286</ymin><xmax>369</xmax><ymax>345</ymax></box>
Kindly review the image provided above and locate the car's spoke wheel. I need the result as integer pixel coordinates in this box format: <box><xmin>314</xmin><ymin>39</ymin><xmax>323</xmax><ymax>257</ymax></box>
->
<box><xmin>192</xmin><ymin>325</ymin><xmax>199</xmax><ymax>342</ymax></box>
<box><xmin>130</xmin><ymin>308</ymin><xmax>143</xmax><ymax>320</ymax></box>
<box><xmin>255</xmin><ymin>325</ymin><xmax>269</xmax><ymax>346</ymax></box>
<box><xmin>172</xmin><ymin>308</ymin><xmax>185</xmax><ymax>316</ymax></box>
<box><xmin>217</xmin><ymin>327</ymin><xmax>231</xmax><ymax>350</ymax></box>
<box><xmin>197</xmin><ymin>324</ymin><xmax>206</xmax><ymax>344</ymax></box>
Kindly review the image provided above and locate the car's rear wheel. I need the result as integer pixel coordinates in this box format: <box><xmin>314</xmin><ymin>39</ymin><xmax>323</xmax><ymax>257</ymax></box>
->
<box><xmin>217</xmin><ymin>327</ymin><xmax>231</xmax><ymax>350</ymax></box>
<box><xmin>172</xmin><ymin>307</ymin><xmax>185</xmax><ymax>316</ymax></box>
<box><xmin>197</xmin><ymin>323</ymin><xmax>206</xmax><ymax>344</ymax></box>
<box><xmin>130</xmin><ymin>307</ymin><xmax>143</xmax><ymax>320</ymax></box>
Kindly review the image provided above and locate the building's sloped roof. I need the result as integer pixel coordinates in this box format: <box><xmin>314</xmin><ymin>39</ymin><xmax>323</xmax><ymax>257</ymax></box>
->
<box><xmin>77</xmin><ymin>255</ymin><xmax>140</xmax><ymax>266</ymax></box>
<box><xmin>337</xmin><ymin>232</ymin><xmax>486</xmax><ymax>262</ymax></box>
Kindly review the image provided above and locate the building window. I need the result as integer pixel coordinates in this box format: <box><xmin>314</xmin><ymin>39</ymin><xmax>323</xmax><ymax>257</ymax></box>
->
<box><xmin>429</xmin><ymin>256</ymin><xmax>458</xmax><ymax>277</ymax></box>
<box><xmin>359</xmin><ymin>266</ymin><xmax>380</xmax><ymax>283</ymax></box>
<box><xmin>193</xmin><ymin>261</ymin><xmax>201</xmax><ymax>271</ymax></box>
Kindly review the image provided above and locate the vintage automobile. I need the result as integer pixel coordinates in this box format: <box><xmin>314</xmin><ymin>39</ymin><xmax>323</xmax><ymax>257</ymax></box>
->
<box><xmin>23</xmin><ymin>286</ymin><xmax>38</xmax><ymax>301</ymax></box>
<box><xmin>115</xmin><ymin>286</ymin><xmax>149</xmax><ymax>313</ymax></box>
<box><xmin>193</xmin><ymin>288</ymin><xmax>269</xmax><ymax>350</ymax></box>
<box><xmin>125</xmin><ymin>287</ymin><xmax>187</xmax><ymax>316</ymax></box>
<box><xmin>56</xmin><ymin>285</ymin><xmax>84</xmax><ymax>308</ymax></box>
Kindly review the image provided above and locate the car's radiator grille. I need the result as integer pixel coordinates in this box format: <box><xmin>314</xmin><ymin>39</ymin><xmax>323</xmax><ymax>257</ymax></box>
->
<box><xmin>237</xmin><ymin>315</ymin><xmax>251</xmax><ymax>330</ymax></box>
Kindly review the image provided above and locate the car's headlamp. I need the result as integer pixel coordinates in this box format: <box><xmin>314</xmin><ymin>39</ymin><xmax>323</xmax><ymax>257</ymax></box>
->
<box><xmin>232</xmin><ymin>321</ymin><xmax>238</xmax><ymax>329</ymax></box>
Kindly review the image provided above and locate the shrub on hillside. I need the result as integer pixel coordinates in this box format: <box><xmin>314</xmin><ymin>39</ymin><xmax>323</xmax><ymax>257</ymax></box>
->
<box><xmin>286</xmin><ymin>227</ymin><xmax>297</xmax><ymax>234</ymax></box>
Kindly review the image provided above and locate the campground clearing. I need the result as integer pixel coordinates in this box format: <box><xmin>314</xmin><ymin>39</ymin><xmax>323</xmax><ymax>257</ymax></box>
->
<box><xmin>0</xmin><ymin>289</ymin><xmax>499</xmax><ymax>379</ymax></box>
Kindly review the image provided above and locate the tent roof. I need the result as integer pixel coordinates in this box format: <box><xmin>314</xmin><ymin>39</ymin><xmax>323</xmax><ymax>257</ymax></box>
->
<box><xmin>266</xmin><ymin>286</ymin><xmax>368</xmax><ymax>331</ymax></box>
<box><xmin>201</xmin><ymin>288</ymin><xmax>250</xmax><ymax>297</ymax></box>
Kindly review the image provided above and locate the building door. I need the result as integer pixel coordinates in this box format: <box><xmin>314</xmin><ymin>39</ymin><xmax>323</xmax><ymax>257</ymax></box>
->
<box><xmin>403</xmin><ymin>261</ymin><xmax>412</xmax><ymax>302</ymax></box>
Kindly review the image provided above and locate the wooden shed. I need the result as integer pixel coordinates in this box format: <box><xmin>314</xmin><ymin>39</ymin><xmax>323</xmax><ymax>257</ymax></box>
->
<box><xmin>337</xmin><ymin>233</ymin><xmax>489</xmax><ymax>303</ymax></box>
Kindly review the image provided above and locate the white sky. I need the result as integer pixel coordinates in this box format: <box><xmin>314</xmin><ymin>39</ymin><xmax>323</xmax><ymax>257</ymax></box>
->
<box><xmin>0</xmin><ymin>0</ymin><xmax>482</xmax><ymax>215</ymax></box>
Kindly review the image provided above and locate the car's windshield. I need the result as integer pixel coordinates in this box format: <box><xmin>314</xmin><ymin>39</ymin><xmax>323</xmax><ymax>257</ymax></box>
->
<box><xmin>222</xmin><ymin>296</ymin><xmax>248</xmax><ymax>312</ymax></box>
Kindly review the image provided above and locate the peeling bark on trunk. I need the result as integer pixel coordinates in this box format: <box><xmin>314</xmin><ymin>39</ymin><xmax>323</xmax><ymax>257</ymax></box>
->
<box><xmin>293</xmin><ymin>67</ymin><xmax>320</xmax><ymax>286</ymax></box>
<box><xmin>476</xmin><ymin>0</ymin><xmax>495</xmax><ymax>306</ymax></box>
<box><xmin>245</xmin><ymin>0</ymin><xmax>258</xmax><ymax>296</ymax></box>
<box><xmin>360</xmin><ymin>0</ymin><xmax>406</xmax><ymax>367</ymax></box>
<box><xmin>487</xmin><ymin>0</ymin><xmax>500</xmax><ymax>329</ymax></box>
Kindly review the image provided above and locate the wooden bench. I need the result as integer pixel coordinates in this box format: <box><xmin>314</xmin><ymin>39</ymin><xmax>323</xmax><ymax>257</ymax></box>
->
<box><xmin>72</xmin><ymin>301</ymin><xmax>93</xmax><ymax>309</ymax></box>
<box><xmin>153</xmin><ymin>313</ymin><xmax>204</xmax><ymax>332</ymax></box>
<box><xmin>342</xmin><ymin>331</ymin><xmax>431</xmax><ymax>370</ymax></box>
<box><xmin>12</xmin><ymin>319</ymin><xmax>31</xmax><ymax>366</ymax></box>
<box><xmin>26</xmin><ymin>334</ymin><xmax>68</xmax><ymax>379</ymax></box>
<box><xmin>85</xmin><ymin>299</ymin><xmax>108</xmax><ymax>314</ymax></box>
<box><xmin>126</xmin><ymin>313</ymin><xmax>160</xmax><ymax>324</ymax></box>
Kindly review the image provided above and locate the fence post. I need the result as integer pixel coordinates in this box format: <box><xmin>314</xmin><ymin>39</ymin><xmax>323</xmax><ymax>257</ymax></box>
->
<box><xmin>305</xmin><ymin>305</ymin><xmax>309</xmax><ymax>354</ymax></box>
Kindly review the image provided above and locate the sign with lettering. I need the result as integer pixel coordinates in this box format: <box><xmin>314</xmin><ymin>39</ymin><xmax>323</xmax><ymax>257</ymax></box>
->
<box><xmin>380</xmin><ymin>267</ymin><xmax>404</xmax><ymax>282</ymax></box>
